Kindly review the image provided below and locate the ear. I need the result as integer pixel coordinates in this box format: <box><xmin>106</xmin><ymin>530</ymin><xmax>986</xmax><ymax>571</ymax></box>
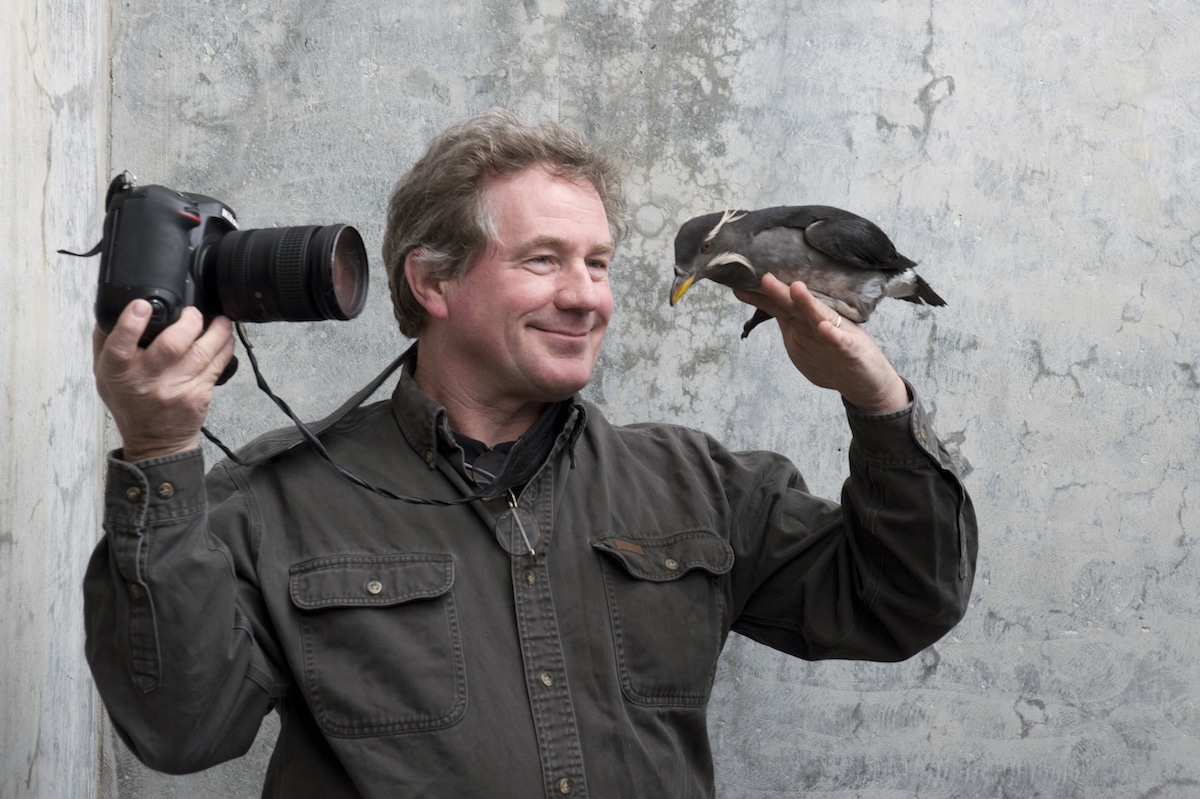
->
<box><xmin>404</xmin><ymin>249</ymin><xmax>451</xmax><ymax>321</ymax></box>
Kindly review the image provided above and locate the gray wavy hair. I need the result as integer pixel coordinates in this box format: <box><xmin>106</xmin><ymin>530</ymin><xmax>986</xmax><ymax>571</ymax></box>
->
<box><xmin>382</xmin><ymin>109</ymin><xmax>628</xmax><ymax>338</ymax></box>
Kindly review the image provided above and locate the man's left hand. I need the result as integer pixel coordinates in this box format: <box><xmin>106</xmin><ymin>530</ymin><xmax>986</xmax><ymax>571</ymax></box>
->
<box><xmin>733</xmin><ymin>274</ymin><xmax>909</xmax><ymax>413</ymax></box>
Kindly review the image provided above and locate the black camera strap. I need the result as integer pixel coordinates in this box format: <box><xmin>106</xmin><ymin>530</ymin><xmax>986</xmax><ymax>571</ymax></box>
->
<box><xmin>201</xmin><ymin>323</ymin><xmax>402</xmax><ymax>467</ymax></box>
<box><xmin>204</xmin><ymin>326</ymin><xmax>530</xmax><ymax>507</ymax></box>
<box><xmin>58</xmin><ymin>240</ymin><xmax>105</xmax><ymax>259</ymax></box>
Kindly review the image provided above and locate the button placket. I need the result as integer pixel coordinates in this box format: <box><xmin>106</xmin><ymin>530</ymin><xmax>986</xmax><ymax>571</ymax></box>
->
<box><xmin>509</xmin><ymin>477</ymin><xmax>588</xmax><ymax>798</ymax></box>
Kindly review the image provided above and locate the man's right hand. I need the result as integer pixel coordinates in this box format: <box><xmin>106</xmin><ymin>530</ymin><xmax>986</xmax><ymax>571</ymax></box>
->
<box><xmin>93</xmin><ymin>299</ymin><xmax>236</xmax><ymax>463</ymax></box>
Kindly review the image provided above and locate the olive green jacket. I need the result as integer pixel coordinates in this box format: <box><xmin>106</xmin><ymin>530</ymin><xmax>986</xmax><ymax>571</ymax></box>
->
<box><xmin>85</xmin><ymin>353</ymin><xmax>977</xmax><ymax>798</ymax></box>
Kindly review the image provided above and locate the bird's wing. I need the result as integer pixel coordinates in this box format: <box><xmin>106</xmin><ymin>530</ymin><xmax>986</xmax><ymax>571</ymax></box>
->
<box><xmin>761</xmin><ymin>206</ymin><xmax>913</xmax><ymax>272</ymax></box>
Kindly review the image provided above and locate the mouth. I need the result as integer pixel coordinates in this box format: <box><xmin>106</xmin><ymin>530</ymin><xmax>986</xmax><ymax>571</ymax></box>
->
<box><xmin>669</xmin><ymin>272</ymin><xmax>696</xmax><ymax>306</ymax></box>
<box><xmin>530</xmin><ymin>321</ymin><xmax>598</xmax><ymax>343</ymax></box>
<box><xmin>539</xmin><ymin>328</ymin><xmax>590</xmax><ymax>340</ymax></box>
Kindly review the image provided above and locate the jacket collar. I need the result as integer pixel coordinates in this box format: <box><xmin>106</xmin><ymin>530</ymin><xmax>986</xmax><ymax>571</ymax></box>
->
<box><xmin>389</xmin><ymin>343</ymin><xmax>588</xmax><ymax>488</ymax></box>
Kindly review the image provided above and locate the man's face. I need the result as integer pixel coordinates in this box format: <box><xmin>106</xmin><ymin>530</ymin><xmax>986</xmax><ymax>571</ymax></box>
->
<box><xmin>437</xmin><ymin>166</ymin><xmax>615</xmax><ymax>407</ymax></box>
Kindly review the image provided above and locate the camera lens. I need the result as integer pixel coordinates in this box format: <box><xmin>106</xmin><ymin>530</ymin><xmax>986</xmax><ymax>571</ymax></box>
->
<box><xmin>322</xmin><ymin>225</ymin><xmax>369</xmax><ymax>320</ymax></box>
<box><xmin>212</xmin><ymin>224</ymin><xmax>369</xmax><ymax>322</ymax></box>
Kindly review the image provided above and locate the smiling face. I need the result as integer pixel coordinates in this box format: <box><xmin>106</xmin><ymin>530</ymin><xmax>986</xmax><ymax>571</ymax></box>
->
<box><xmin>417</xmin><ymin>166</ymin><xmax>615</xmax><ymax>420</ymax></box>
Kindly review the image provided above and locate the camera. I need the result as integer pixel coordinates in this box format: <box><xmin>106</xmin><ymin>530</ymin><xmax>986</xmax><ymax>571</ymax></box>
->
<box><xmin>89</xmin><ymin>172</ymin><xmax>368</xmax><ymax>343</ymax></box>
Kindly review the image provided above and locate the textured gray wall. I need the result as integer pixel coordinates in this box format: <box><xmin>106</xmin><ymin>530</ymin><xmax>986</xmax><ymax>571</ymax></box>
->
<box><xmin>2</xmin><ymin>2</ymin><xmax>110</xmax><ymax>798</ymax></box>
<box><xmin>8</xmin><ymin>0</ymin><xmax>1198</xmax><ymax>797</ymax></box>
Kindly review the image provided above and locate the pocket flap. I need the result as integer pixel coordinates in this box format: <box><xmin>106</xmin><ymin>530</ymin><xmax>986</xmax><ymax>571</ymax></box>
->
<box><xmin>591</xmin><ymin>532</ymin><xmax>734</xmax><ymax>582</ymax></box>
<box><xmin>290</xmin><ymin>554</ymin><xmax>454</xmax><ymax>610</ymax></box>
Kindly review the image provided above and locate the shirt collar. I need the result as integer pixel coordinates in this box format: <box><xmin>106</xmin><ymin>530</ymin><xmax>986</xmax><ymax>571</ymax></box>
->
<box><xmin>389</xmin><ymin>342</ymin><xmax>588</xmax><ymax>487</ymax></box>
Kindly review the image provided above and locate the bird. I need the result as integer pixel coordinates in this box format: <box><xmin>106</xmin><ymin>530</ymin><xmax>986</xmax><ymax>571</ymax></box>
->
<box><xmin>669</xmin><ymin>205</ymin><xmax>946</xmax><ymax>338</ymax></box>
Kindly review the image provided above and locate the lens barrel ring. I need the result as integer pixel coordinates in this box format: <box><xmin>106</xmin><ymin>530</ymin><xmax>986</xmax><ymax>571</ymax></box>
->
<box><xmin>273</xmin><ymin>227</ymin><xmax>316</xmax><ymax>319</ymax></box>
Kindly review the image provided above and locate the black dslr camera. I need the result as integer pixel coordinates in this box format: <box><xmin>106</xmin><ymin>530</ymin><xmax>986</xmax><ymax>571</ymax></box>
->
<box><xmin>84</xmin><ymin>172</ymin><xmax>368</xmax><ymax>344</ymax></box>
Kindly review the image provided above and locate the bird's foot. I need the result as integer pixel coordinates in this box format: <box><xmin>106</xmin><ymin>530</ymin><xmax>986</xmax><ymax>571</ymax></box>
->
<box><xmin>741</xmin><ymin>309</ymin><xmax>773</xmax><ymax>339</ymax></box>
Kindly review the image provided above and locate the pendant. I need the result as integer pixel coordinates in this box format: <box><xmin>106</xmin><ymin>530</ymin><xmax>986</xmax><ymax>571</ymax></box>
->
<box><xmin>494</xmin><ymin>490</ymin><xmax>539</xmax><ymax>556</ymax></box>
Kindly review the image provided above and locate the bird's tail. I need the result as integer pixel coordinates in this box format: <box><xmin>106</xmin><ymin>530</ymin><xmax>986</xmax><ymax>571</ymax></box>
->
<box><xmin>905</xmin><ymin>275</ymin><xmax>946</xmax><ymax>307</ymax></box>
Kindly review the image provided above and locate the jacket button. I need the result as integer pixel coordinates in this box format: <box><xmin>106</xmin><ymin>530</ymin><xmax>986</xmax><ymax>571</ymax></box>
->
<box><xmin>664</xmin><ymin>558</ymin><xmax>679</xmax><ymax>571</ymax></box>
<box><xmin>524</xmin><ymin>571</ymin><xmax>536</xmax><ymax>587</ymax></box>
<box><xmin>558</xmin><ymin>777</ymin><xmax>572</xmax><ymax>794</ymax></box>
<box><xmin>366</xmin><ymin>580</ymin><xmax>383</xmax><ymax>595</ymax></box>
<box><xmin>156</xmin><ymin>482</ymin><xmax>175</xmax><ymax>499</ymax></box>
<box><xmin>539</xmin><ymin>671</ymin><xmax>554</xmax><ymax>687</ymax></box>
<box><xmin>125</xmin><ymin>486</ymin><xmax>142</xmax><ymax>502</ymax></box>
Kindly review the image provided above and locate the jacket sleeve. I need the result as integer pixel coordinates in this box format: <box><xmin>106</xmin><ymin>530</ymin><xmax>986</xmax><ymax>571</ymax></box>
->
<box><xmin>83</xmin><ymin>449</ymin><xmax>286</xmax><ymax>774</ymax></box>
<box><xmin>728</xmin><ymin>382</ymin><xmax>978</xmax><ymax>662</ymax></box>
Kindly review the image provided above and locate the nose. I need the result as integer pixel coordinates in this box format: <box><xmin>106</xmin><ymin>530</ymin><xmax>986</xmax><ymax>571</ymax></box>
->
<box><xmin>555</xmin><ymin>259</ymin><xmax>610</xmax><ymax>313</ymax></box>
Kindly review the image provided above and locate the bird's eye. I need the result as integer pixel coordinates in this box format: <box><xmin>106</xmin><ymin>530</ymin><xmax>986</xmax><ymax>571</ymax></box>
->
<box><xmin>701</xmin><ymin>242</ymin><xmax>712</xmax><ymax>253</ymax></box>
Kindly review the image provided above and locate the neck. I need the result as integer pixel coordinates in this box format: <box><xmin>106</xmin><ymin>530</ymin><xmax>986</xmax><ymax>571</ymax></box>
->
<box><xmin>410</xmin><ymin>358</ymin><xmax>546</xmax><ymax>449</ymax></box>
<box><xmin>438</xmin><ymin>392</ymin><xmax>547</xmax><ymax>448</ymax></box>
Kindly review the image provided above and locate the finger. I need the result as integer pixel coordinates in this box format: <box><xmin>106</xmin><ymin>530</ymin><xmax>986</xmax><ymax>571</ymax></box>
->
<box><xmin>103</xmin><ymin>299</ymin><xmax>153</xmax><ymax>359</ymax></box>
<box><xmin>779</xmin><ymin>278</ymin><xmax>834</xmax><ymax>324</ymax></box>
<box><xmin>95</xmin><ymin>300</ymin><xmax>153</xmax><ymax>378</ymax></box>
<box><xmin>196</xmin><ymin>315</ymin><xmax>234</xmax><ymax>348</ymax></box>
<box><xmin>753</xmin><ymin>275</ymin><xmax>833</xmax><ymax>327</ymax></box>
<box><xmin>732</xmin><ymin>275</ymin><xmax>793</xmax><ymax>317</ymax></box>
<box><xmin>192</xmin><ymin>316</ymin><xmax>237</xmax><ymax>379</ymax></box>
<box><xmin>753</xmin><ymin>275</ymin><xmax>833</xmax><ymax>334</ymax></box>
<box><xmin>731</xmin><ymin>284</ymin><xmax>770</xmax><ymax>310</ymax></box>
<box><xmin>138</xmin><ymin>306</ymin><xmax>207</xmax><ymax>370</ymax></box>
<box><xmin>92</xmin><ymin>327</ymin><xmax>106</xmax><ymax>365</ymax></box>
<box><xmin>759</xmin><ymin>273</ymin><xmax>797</xmax><ymax>306</ymax></box>
<box><xmin>773</xmin><ymin>278</ymin><xmax>858</xmax><ymax>341</ymax></box>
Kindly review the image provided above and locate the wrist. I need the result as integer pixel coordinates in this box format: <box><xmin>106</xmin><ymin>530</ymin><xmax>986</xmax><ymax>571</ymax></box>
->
<box><xmin>843</xmin><ymin>374</ymin><xmax>910</xmax><ymax>414</ymax></box>
<box><xmin>120</xmin><ymin>437</ymin><xmax>201</xmax><ymax>463</ymax></box>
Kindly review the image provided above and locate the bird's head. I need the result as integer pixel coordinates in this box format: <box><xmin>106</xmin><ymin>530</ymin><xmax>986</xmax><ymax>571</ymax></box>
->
<box><xmin>670</xmin><ymin>209</ymin><xmax>754</xmax><ymax>306</ymax></box>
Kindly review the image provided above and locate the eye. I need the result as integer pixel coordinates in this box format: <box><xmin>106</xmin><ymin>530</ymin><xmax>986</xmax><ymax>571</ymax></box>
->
<box><xmin>701</xmin><ymin>242</ymin><xmax>712</xmax><ymax>253</ymax></box>
<box><xmin>525</xmin><ymin>254</ymin><xmax>556</xmax><ymax>273</ymax></box>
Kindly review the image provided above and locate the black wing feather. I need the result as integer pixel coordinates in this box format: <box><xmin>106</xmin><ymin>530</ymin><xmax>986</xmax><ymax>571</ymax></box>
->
<box><xmin>753</xmin><ymin>205</ymin><xmax>914</xmax><ymax>273</ymax></box>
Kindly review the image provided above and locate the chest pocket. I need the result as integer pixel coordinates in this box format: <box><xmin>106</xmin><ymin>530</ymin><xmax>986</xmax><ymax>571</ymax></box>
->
<box><xmin>591</xmin><ymin>531</ymin><xmax>734</xmax><ymax>707</ymax></box>
<box><xmin>289</xmin><ymin>553</ymin><xmax>465</xmax><ymax>737</ymax></box>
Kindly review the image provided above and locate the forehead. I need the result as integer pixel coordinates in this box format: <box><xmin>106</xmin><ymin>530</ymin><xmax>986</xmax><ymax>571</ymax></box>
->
<box><xmin>481</xmin><ymin>166</ymin><xmax>610</xmax><ymax>244</ymax></box>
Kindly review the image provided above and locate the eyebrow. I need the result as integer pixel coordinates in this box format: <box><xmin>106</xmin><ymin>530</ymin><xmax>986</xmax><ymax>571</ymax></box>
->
<box><xmin>519</xmin><ymin>235</ymin><xmax>616</xmax><ymax>257</ymax></box>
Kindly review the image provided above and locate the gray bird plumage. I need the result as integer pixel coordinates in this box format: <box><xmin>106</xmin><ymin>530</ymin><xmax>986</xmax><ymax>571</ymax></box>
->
<box><xmin>670</xmin><ymin>205</ymin><xmax>946</xmax><ymax>338</ymax></box>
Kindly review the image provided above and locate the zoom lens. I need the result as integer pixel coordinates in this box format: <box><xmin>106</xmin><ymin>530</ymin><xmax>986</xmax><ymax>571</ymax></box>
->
<box><xmin>212</xmin><ymin>224</ymin><xmax>369</xmax><ymax>322</ymax></box>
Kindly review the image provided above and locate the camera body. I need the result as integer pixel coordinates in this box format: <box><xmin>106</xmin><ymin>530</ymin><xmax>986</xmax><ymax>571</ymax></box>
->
<box><xmin>93</xmin><ymin>172</ymin><xmax>368</xmax><ymax>344</ymax></box>
<box><xmin>95</xmin><ymin>175</ymin><xmax>235</xmax><ymax>340</ymax></box>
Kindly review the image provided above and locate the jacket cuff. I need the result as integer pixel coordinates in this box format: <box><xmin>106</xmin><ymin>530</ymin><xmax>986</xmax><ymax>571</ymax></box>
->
<box><xmin>843</xmin><ymin>380</ymin><xmax>954</xmax><ymax>470</ymax></box>
<box><xmin>104</xmin><ymin>449</ymin><xmax>208</xmax><ymax>527</ymax></box>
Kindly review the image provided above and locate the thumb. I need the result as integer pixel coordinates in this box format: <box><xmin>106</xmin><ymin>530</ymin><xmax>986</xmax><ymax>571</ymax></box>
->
<box><xmin>95</xmin><ymin>300</ymin><xmax>153</xmax><ymax>371</ymax></box>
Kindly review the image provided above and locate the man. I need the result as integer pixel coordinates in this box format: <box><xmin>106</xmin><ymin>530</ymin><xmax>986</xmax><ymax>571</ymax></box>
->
<box><xmin>86</xmin><ymin>109</ymin><xmax>977</xmax><ymax>797</ymax></box>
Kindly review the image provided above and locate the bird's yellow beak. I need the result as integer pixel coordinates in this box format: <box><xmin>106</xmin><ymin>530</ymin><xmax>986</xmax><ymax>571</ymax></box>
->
<box><xmin>670</xmin><ymin>273</ymin><xmax>696</xmax><ymax>307</ymax></box>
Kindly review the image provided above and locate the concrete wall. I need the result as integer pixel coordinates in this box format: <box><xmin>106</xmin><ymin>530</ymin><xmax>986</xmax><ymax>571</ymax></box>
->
<box><xmin>2</xmin><ymin>1</ymin><xmax>110</xmax><ymax>798</ymax></box>
<box><xmin>6</xmin><ymin>0</ymin><xmax>1198</xmax><ymax>797</ymax></box>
